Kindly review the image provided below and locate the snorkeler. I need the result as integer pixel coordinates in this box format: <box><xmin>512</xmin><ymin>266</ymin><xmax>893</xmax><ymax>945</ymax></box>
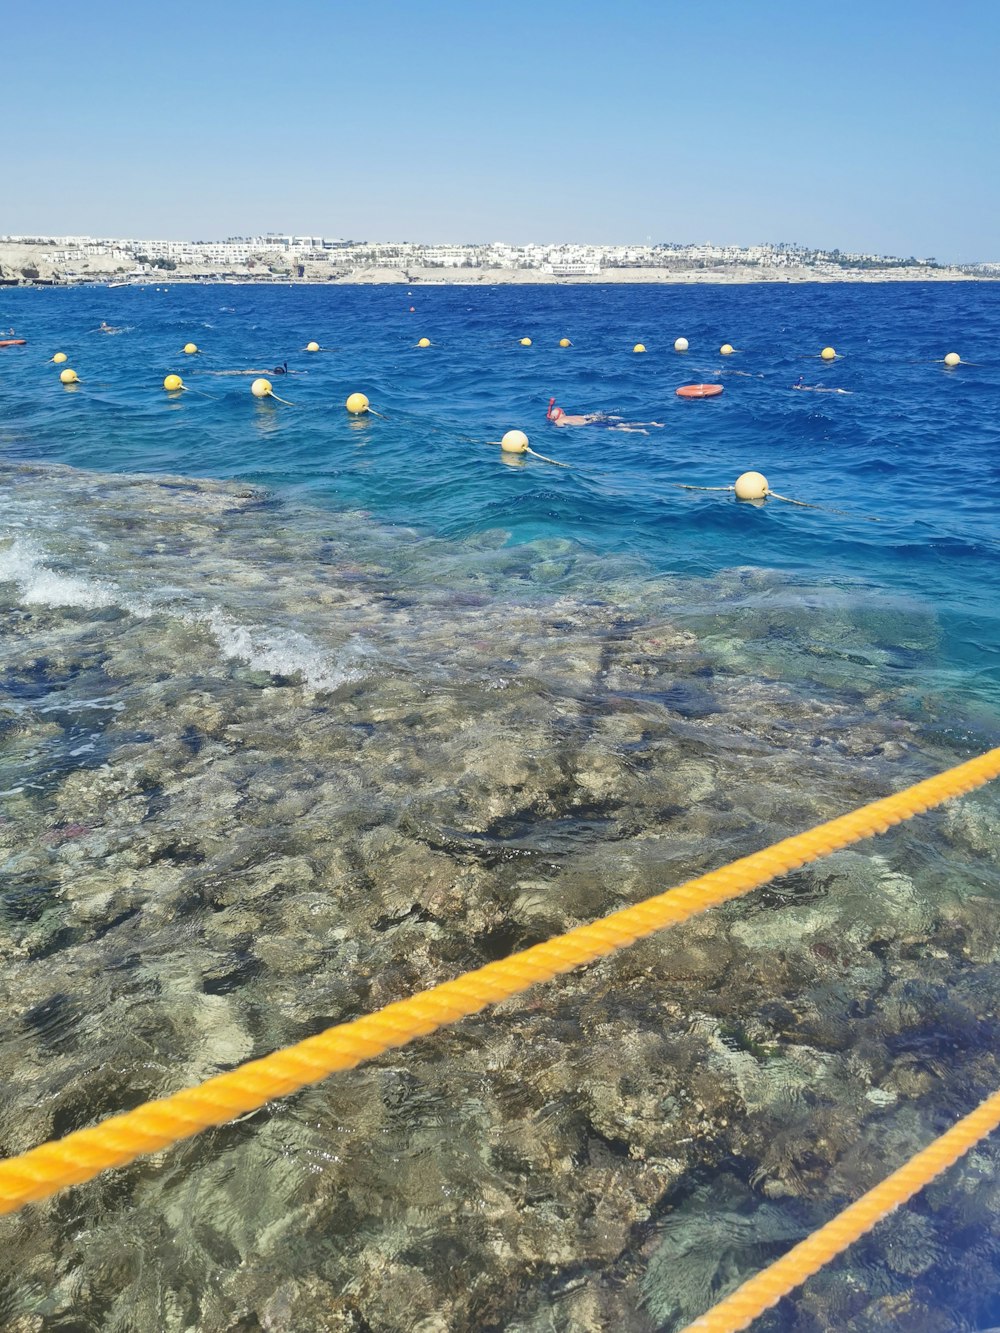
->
<box><xmin>547</xmin><ymin>398</ymin><xmax>664</xmax><ymax>432</ymax></box>
<box><xmin>793</xmin><ymin>376</ymin><xmax>853</xmax><ymax>394</ymax></box>
<box><xmin>97</xmin><ymin>321</ymin><xmax>124</xmax><ymax>334</ymax></box>
<box><xmin>202</xmin><ymin>362</ymin><xmax>305</xmax><ymax>376</ymax></box>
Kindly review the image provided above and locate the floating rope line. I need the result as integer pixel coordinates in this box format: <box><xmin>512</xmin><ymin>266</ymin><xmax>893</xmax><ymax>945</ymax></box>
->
<box><xmin>674</xmin><ymin>475</ymin><xmax>880</xmax><ymax>520</ymax></box>
<box><xmin>681</xmin><ymin>1085</ymin><xmax>1000</xmax><ymax>1332</ymax></box>
<box><xmin>0</xmin><ymin>747</ymin><xmax>997</xmax><ymax>1215</ymax></box>
<box><xmin>676</xmin><ymin>480</ymin><xmax>823</xmax><ymax>509</ymax></box>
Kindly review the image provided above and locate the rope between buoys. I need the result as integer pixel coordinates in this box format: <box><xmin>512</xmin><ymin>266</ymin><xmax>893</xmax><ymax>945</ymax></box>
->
<box><xmin>0</xmin><ymin>747</ymin><xmax>997</xmax><ymax>1216</ymax></box>
<box><xmin>681</xmin><ymin>1085</ymin><xmax>1000</xmax><ymax>1332</ymax></box>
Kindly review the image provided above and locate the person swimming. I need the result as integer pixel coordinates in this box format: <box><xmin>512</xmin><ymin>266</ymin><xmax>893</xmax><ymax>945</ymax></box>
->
<box><xmin>202</xmin><ymin>362</ymin><xmax>304</xmax><ymax>376</ymax></box>
<box><xmin>793</xmin><ymin>375</ymin><xmax>853</xmax><ymax>394</ymax></box>
<box><xmin>547</xmin><ymin>398</ymin><xmax>664</xmax><ymax>432</ymax></box>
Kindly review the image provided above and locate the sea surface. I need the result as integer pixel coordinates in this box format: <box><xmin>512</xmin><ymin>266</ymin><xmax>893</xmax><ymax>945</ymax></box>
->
<box><xmin>1</xmin><ymin>280</ymin><xmax>999</xmax><ymax>1332</ymax></box>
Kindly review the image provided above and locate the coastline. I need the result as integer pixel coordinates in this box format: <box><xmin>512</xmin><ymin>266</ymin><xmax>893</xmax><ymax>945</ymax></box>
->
<box><xmin>2</xmin><ymin>268</ymin><xmax>987</xmax><ymax>287</ymax></box>
<box><xmin>0</xmin><ymin>242</ymin><xmax>985</xmax><ymax>289</ymax></box>
<box><xmin>306</xmin><ymin>266</ymin><xmax>985</xmax><ymax>286</ymax></box>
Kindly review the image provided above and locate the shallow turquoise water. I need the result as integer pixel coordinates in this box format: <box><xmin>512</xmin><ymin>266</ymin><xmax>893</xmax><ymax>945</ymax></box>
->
<box><xmin>3</xmin><ymin>281</ymin><xmax>999</xmax><ymax>712</ymax></box>
<box><xmin>1</xmin><ymin>282</ymin><xmax>999</xmax><ymax>1331</ymax></box>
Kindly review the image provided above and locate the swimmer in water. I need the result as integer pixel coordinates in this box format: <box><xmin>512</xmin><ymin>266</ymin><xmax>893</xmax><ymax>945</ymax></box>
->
<box><xmin>97</xmin><ymin>321</ymin><xmax>123</xmax><ymax>334</ymax></box>
<box><xmin>547</xmin><ymin>399</ymin><xmax>664</xmax><ymax>433</ymax></box>
<box><xmin>793</xmin><ymin>376</ymin><xmax>853</xmax><ymax>394</ymax></box>
<box><xmin>202</xmin><ymin>362</ymin><xmax>304</xmax><ymax>376</ymax></box>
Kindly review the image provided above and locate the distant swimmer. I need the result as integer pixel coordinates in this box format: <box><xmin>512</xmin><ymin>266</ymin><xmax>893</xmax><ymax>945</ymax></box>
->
<box><xmin>793</xmin><ymin>376</ymin><xmax>853</xmax><ymax>395</ymax></box>
<box><xmin>547</xmin><ymin>398</ymin><xmax>664</xmax><ymax>433</ymax></box>
<box><xmin>98</xmin><ymin>321</ymin><xmax>123</xmax><ymax>334</ymax></box>
<box><xmin>203</xmin><ymin>362</ymin><xmax>305</xmax><ymax>376</ymax></box>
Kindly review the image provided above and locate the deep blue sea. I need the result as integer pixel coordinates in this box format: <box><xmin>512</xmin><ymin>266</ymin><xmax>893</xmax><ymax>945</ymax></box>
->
<box><xmin>1</xmin><ymin>281</ymin><xmax>999</xmax><ymax>1331</ymax></box>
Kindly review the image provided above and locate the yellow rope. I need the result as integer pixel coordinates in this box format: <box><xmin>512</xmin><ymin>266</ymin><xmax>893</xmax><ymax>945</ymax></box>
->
<box><xmin>0</xmin><ymin>746</ymin><xmax>997</xmax><ymax>1215</ymax></box>
<box><xmin>682</xmin><ymin>1086</ymin><xmax>1000</xmax><ymax>1332</ymax></box>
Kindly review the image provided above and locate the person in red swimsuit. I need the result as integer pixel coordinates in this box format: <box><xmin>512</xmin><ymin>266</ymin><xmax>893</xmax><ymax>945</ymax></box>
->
<box><xmin>547</xmin><ymin>399</ymin><xmax>663</xmax><ymax>432</ymax></box>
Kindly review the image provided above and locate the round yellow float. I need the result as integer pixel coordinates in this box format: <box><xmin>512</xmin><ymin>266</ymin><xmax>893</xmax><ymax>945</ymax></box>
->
<box><xmin>734</xmin><ymin>471</ymin><xmax>769</xmax><ymax>500</ymax></box>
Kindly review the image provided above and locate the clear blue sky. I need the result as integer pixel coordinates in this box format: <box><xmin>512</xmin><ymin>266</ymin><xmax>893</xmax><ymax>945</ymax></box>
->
<box><xmin>4</xmin><ymin>0</ymin><xmax>998</xmax><ymax>261</ymax></box>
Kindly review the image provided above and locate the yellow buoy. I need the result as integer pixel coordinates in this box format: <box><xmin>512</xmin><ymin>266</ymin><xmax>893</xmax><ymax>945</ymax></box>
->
<box><xmin>633</xmin><ymin>343</ymin><xmax>646</xmax><ymax>354</ymax></box>
<box><xmin>346</xmin><ymin>392</ymin><xmax>370</xmax><ymax>415</ymax></box>
<box><xmin>251</xmin><ymin>378</ymin><xmax>294</xmax><ymax>405</ymax></box>
<box><xmin>183</xmin><ymin>342</ymin><xmax>199</xmax><ymax>355</ymax></box>
<box><xmin>519</xmin><ymin>337</ymin><xmax>532</xmax><ymax>347</ymax></box>
<box><xmin>51</xmin><ymin>352</ymin><xmax>68</xmax><ymax>364</ymax></box>
<box><xmin>163</xmin><ymin>373</ymin><xmax>185</xmax><ymax>391</ymax></box>
<box><xmin>59</xmin><ymin>368</ymin><xmax>79</xmax><ymax>384</ymax></box>
<box><xmin>500</xmin><ymin>430</ymin><xmax>529</xmax><ymax>455</ymax></box>
<box><xmin>734</xmin><ymin>471</ymin><xmax>769</xmax><ymax>500</ymax></box>
<box><xmin>306</xmin><ymin>341</ymin><xmax>320</xmax><ymax>353</ymax></box>
<box><xmin>944</xmin><ymin>351</ymin><xmax>961</xmax><ymax>367</ymax></box>
<box><xmin>559</xmin><ymin>338</ymin><xmax>572</xmax><ymax>348</ymax></box>
<box><xmin>417</xmin><ymin>337</ymin><xmax>431</xmax><ymax>348</ymax></box>
<box><xmin>720</xmin><ymin>344</ymin><xmax>734</xmax><ymax>356</ymax></box>
<box><xmin>820</xmin><ymin>346</ymin><xmax>837</xmax><ymax>361</ymax></box>
<box><xmin>674</xmin><ymin>337</ymin><xmax>689</xmax><ymax>352</ymax></box>
<box><xmin>491</xmin><ymin>430</ymin><xmax>567</xmax><ymax>466</ymax></box>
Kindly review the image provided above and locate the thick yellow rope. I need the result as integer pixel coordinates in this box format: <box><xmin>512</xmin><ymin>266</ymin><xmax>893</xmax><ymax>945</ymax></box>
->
<box><xmin>682</xmin><ymin>1086</ymin><xmax>1000</xmax><ymax>1332</ymax></box>
<box><xmin>0</xmin><ymin>747</ymin><xmax>997</xmax><ymax>1215</ymax></box>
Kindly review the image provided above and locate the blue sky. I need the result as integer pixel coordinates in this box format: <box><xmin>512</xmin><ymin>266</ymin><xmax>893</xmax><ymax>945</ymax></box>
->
<box><xmin>3</xmin><ymin>0</ymin><xmax>998</xmax><ymax>260</ymax></box>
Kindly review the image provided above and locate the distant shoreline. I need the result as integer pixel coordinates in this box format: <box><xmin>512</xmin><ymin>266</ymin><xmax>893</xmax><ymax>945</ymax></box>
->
<box><xmin>1</xmin><ymin>266</ymin><xmax>988</xmax><ymax>289</ymax></box>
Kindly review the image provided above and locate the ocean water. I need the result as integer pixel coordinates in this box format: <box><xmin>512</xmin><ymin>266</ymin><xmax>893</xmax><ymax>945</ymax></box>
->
<box><xmin>1</xmin><ymin>281</ymin><xmax>999</xmax><ymax>1331</ymax></box>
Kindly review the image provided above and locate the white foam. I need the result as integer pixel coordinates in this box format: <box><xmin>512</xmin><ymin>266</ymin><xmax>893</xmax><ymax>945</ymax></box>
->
<box><xmin>38</xmin><ymin>697</ymin><xmax>125</xmax><ymax>715</ymax></box>
<box><xmin>0</xmin><ymin>537</ymin><xmax>370</xmax><ymax>695</ymax></box>
<box><xmin>198</xmin><ymin>609</ymin><xmax>367</xmax><ymax>694</ymax></box>
<box><xmin>0</xmin><ymin>539</ymin><xmax>120</xmax><ymax>610</ymax></box>
<box><xmin>0</xmin><ymin>539</ymin><xmax>154</xmax><ymax>617</ymax></box>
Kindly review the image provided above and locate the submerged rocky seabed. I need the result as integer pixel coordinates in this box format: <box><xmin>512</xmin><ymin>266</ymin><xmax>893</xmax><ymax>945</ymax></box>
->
<box><xmin>1</xmin><ymin>462</ymin><xmax>999</xmax><ymax>1332</ymax></box>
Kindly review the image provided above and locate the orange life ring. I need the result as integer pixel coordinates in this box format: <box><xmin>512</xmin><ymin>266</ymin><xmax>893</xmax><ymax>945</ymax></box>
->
<box><xmin>675</xmin><ymin>383</ymin><xmax>723</xmax><ymax>399</ymax></box>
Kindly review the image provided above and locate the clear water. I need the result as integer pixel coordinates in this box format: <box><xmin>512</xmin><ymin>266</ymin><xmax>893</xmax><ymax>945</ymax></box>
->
<box><xmin>0</xmin><ymin>282</ymin><xmax>999</xmax><ymax>1331</ymax></box>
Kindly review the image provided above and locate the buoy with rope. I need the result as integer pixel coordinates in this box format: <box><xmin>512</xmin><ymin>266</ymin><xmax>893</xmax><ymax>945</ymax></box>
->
<box><xmin>489</xmin><ymin>429</ymin><xmax>568</xmax><ymax>466</ymax></box>
<box><xmin>675</xmin><ymin>470</ymin><xmax>879</xmax><ymax>518</ymax></box>
<box><xmin>251</xmin><ymin>378</ymin><xmax>294</xmax><ymax>405</ymax></box>
<box><xmin>345</xmin><ymin>392</ymin><xmax>386</xmax><ymax>418</ymax></box>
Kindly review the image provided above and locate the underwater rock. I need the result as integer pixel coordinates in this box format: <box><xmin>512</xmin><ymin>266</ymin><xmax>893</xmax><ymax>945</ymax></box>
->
<box><xmin>2</xmin><ymin>463</ymin><xmax>999</xmax><ymax>1331</ymax></box>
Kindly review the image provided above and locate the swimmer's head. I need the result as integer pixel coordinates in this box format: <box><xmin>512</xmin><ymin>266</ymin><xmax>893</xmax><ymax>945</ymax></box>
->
<box><xmin>548</xmin><ymin>404</ymin><xmax>564</xmax><ymax>421</ymax></box>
